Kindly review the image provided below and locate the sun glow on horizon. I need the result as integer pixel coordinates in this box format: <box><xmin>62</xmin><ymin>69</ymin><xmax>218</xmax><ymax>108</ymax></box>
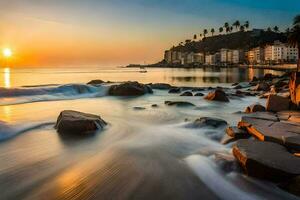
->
<box><xmin>3</xmin><ymin>48</ymin><xmax>12</xmax><ymax>58</ymax></box>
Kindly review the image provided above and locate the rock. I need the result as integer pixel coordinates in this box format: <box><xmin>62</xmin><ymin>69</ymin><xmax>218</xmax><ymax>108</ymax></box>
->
<box><xmin>221</xmin><ymin>134</ymin><xmax>237</xmax><ymax>145</ymax></box>
<box><xmin>233</xmin><ymin>140</ymin><xmax>300</xmax><ymax>181</ymax></box>
<box><xmin>164</xmin><ymin>101</ymin><xmax>195</xmax><ymax>107</ymax></box>
<box><xmin>214</xmin><ymin>152</ymin><xmax>239</xmax><ymax>172</ymax></box>
<box><xmin>226</xmin><ymin>126</ymin><xmax>250</xmax><ymax>139</ymax></box>
<box><xmin>108</xmin><ymin>81</ymin><xmax>153</xmax><ymax>96</ymax></box>
<box><xmin>204</xmin><ymin>89</ymin><xmax>229</xmax><ymax>102</ymax></box>
<box><xmin>194</xmin><ymin>92</ymin><xmax>204</xmax><ymax>96</ymax></box>
<box><xmin>150</xmin><ymin>83</ymin><xmax>172</xmax><ymax>90</ymax></box>
<box><xmin>191</xmin><ymin>117</ymin><xmax>227</xmax><ymax>128</ymax></box>
<box><xmin>266</xmin><ymin>95</ymin><xmax>290</xmax><ymax>112</ymax></box>
<box><xmin>279</xmin><ymin>176</ymin><xmax>300</xmax><ymax>197</ymax></box>
<box><xmin>180</xmin><ymin>91</ymin><xmax>193</xmax><ymax>96</ymax></box>
<box><xmin>55</xmin><ymin>110</ymin><xmax>107</xmax><ymax>134</ymax></box>
<box><xmin>133</xmin><ymin>107</ymin><xmax>146</xmax><ymax>110</ymax></box>
<box><xmin>238</xmin><ymin>116</ymin><xmax>300</xmax><ymax>144</ymax></box>
<box><xmin>168</xmin><ymin>87</ymin><xmax>181</xmax><ymax>93</ymax></box>
<box><xmin>289</xmin><ymin>72</ymin><xmax>300</xmax><ymax>107</ymax></box>
<box><xmin>245</xmin><ymin>104</ymin><xmax>266</xmax><ymax>113</ymax></box>
<box><xmin>282</xmin><ymin>136</ymin><xmax>300</xmax><ymax>151</ymax></box>
<box><xmin>254</xmin><ymin>82</ymin><xmax>270</xmax><ymax>91</ymax></box>
<box><xmin>87</xmin><ymin>80</ymin><xmax>105</xmax><ymax>85</ymax></box>
<box><xmin>151</xmin><ymin>104</ymin><xmax>158</xmax><ymax>108</ymax></box>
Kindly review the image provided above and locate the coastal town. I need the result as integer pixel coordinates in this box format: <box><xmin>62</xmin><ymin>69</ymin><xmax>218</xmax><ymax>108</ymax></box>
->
<box><xmin>164</xmin><ymin>40</ymin><xmax>298</xmax><ymax>66</ymax></box>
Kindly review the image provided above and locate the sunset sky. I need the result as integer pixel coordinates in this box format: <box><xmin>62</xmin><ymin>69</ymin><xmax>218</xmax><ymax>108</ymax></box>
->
<box><xmin>0</xmin><ymin>0</ymin><xmax>299</xmax><ymax>67</ymax></box>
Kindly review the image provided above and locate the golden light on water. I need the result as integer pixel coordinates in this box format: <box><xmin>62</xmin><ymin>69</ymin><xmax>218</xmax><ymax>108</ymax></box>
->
<box><xmin>4</xmin><ymin>68</ymin><xmax>11</xmax><ymax>88</ymax></box>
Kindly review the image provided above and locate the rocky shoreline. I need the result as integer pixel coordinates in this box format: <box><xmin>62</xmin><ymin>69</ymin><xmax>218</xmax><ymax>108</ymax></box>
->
<box><xmin>57</xmin><ymin>72</ymin><xmax>300</xmax><ymax>197</ymax></box>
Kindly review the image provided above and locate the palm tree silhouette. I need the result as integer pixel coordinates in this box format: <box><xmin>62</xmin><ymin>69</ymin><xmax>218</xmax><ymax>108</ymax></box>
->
<box><xmin>203</xmin><ymin>29</ymin><xmax>208</xmax><ymax>38</ymax></box>
<box><xmin>288</xmin><ymin>15</ymin><xmax>300</xmax><ymax>71</ymax></box>
<box><xmin>273</xmin><ymin>26</ymin><xmax>279</xmax><ymax>32</ymax></box>
<box><xmin>211</xmin><ymin>28</ymin><xmax>215</xmax><ymax>36</ymax></box>
<box><xmin>240</xmin><ymin>25</ymin><xmax>245</xmax><ymax>32</ymax></box>
<box><xmin>244</xmin><ymin>21</ymin><xmax>249</xmax><ymax>31</ymax></box>
<box><xmin>219</xmin><ymin>27</ymin><xmax>224</xmax><ymax>33</ymax></box>
<box><xmin>233</xmin><ymin>20</ymin><xmax>240</xmax><ymax>31</ymax></box>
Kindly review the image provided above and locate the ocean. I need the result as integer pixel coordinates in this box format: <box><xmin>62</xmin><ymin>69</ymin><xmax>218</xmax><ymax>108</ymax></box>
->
<box><xmin>0</xmin><ymin>66</ymin><xmax>296</xmax><ymax>200</ymax></box>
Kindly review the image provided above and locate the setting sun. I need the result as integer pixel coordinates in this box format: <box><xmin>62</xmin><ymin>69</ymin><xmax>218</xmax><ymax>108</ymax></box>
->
<box><xmin>3</xmin><ymin>48</ymin><xmax>12</xmax><ymax>58</ymax></box>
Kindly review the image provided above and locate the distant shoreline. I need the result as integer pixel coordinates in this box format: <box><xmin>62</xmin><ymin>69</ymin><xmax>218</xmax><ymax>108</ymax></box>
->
<box><xmin>125</xmin><ymin>63</ymin><xmax>297</xmax><ymax>71</ymax></box>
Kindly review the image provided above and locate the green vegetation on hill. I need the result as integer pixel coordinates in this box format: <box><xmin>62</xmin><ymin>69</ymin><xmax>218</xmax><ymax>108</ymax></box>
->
<box><xmin>171</xmin><ymin>30</ymin><xmax>287</xmax><ymax>53</ymax></box>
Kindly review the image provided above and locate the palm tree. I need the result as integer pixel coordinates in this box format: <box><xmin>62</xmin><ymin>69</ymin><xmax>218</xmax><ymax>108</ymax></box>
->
<box><xmin>203</xmin><ymin>29</ymin><xmax>208</xmax><ymax>37</ymax></box>
<box><xmin>193</xmin><ymin>34</ymin><xmax>197</xmax><ymax>40</ymax></box>
<box><xmin>226</xmin><ymin>27</ymin><xmax>230</xmax><ymax>34</ymax></box>
<box><xmin>288</xmin><ymin>14</ymin><xmax>300</xmax><ymax>71</ymax></box>
<box><xmin>244</xmin><ymin>21</ymin><xmax>249</xmax><ymax>31</ymax></box>
<box><xmin>240</xmin><ymin>25</ymin><xmax>245</xmax><ymax>32</ymax></box>
<box><xmin>224</xmin><ymin>22</ymin><xmax>229</xmax><ymax>34</ymax></box>
<box><xmin>273</xmin><ymin>26</ymin><xmax>279</xmax><ymax>32</ymax></box>
<box><xmin>211</xmin><ymin>28</ymin><xmax>215</xmax><ymax>36</ymax></box>
<box><xmin>233</xmin><ymin>20</ymin><xmax>240</xmax><ymax>31</ymax></box>
<box><xmin>219</xmin><ymin>27</ymin><xmax>224</xmax><ymax>33</ymax></box>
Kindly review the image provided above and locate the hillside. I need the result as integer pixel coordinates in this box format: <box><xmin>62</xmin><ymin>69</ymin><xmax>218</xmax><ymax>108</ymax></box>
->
<box><xmin>171</xmin><ymin>30</ymin><xmax>287</xmax><ymax>53</ymax></box>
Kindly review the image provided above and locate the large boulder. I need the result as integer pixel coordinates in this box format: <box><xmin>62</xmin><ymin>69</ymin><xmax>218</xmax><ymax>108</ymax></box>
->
<box><xmin>245</xmin><ymin>104</ymin><xmax>266</xmax><ymax>113</ymax></box>
<box><xmin>108</xmin><ymin>81</ymin><xmax>152</xmax><ymax>96</ymax></box>
<box><xmin>204</xmin><ymin>89</ymin><xmax>229</xmax><ymax>102</ymax></box>
<box><xmin>233</xmin><ymin>140</ymin><xmax>300</xmax><ymax>181</ymax></box>
<box><xmin>266</xmin><ymin>95</ymin><xmax>290</xmax><ymax>112</ymax></box>
<box><xmin>55</xmin><ymin>110</ymin><xmax>107</xmax><ymax>134</ymax></box>
<box><xmin>191</xmin><ymin>117</ymin><xmax>227</xmax><ymax>128</ymax></box>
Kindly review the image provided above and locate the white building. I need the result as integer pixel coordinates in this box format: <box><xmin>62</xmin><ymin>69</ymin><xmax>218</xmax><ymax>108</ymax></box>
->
<box><xmin>220</xmin><ymin>49</ymin><xmax>229</xmax><ymax>63</ymax></box>
<box><xmin>248</xmin><ymin>47</ymin><xmax>264</xmax><ymax>64</ymax></box>
<box><xmin>232</xmin><ymin>50</ymin><xmax>245</xmax><ymax>64</ymax></box>
<box><xmin>264</xmin><ymin>41</ymin><xmax>298</xmax><ymax>63</ymax></box>
<box><xmin>194</xmin><ymin>53</ymin><xmax>204</xmax><ymax>64</ymax></box>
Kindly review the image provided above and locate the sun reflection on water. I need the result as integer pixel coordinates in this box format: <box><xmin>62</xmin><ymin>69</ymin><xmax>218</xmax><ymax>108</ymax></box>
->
<box><xmin>3</xmin><ymin>67</ymin><xmax>10</xmax><ymax>88</ymax></box>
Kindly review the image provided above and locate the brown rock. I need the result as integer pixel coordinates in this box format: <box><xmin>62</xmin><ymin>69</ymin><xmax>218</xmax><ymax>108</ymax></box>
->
<box><xmin>266</xmin><ymin>95</ymin><xmax>290</xmax><ymax>112</ymax></box>
<box><xmin>226</xmin><ymin>126</ymin><xmax>250</xmax><ymax>139</ymax></box>
<box><xmin>87</xmin><ymin>80</ymin><xmax>105</xmax><ymax>85</ymax></box>
<box><xmin>108</xmin><ymin>81</ymin><xmax>153</xmax><ymax>96</ymax></box>
<box><xmin>204</xmin><ymin>89</ymin><xmax>229</xmax><ymax>102</ymax></box>
<box><xmin>245</xmin><ymin>104</ymin><xmax>266</xmax><ymax>113</ymax></box>
<box><xmin>233</xmin><ymin>140</ymin><xmax>300</xmax><ymax>181</ymax></box>
<box><xmin>238</xmin><ymin>116</ymin><xmax>300</xmax><ymax>144</ymax></box>
<box><xmin>55</xmin><ymin>110</ymin><xmax>107</xmax><ymax>134</ymax></box>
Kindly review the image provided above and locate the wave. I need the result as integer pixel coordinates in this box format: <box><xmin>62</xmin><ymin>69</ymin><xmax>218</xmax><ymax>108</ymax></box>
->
<box><xmin>0</xmin><ymin>84</ymin><xmax>109</xmax><ymax>106</ymax></box>
<box><xmin>0</xmin><ymin>121</ymin><xmax>55</xmax><ymax>141</ymax></box>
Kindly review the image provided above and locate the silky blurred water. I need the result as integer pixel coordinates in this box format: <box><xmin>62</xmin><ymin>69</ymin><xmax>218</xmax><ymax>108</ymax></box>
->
<box><xmin>0</xmin><ymin>67</ymin><xmax>297</xmax><ymax>200</ymax></box>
